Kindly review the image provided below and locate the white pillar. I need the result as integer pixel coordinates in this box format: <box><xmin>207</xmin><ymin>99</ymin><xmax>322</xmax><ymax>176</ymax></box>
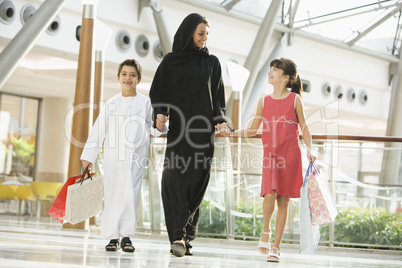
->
<box><xmin>35</xmin><ymin>97</ymin><xmax>72</xmax><ymax>182</ymax></box>
<box><xmin>381</xmin><ymin>56</ymin><xmax>402</xmax><ymax>186</ymax></box>
<box><xmin>241</xmin><ymin>0</ymin><xmax>284</xmax><ymax>111</ymax></box>
<box><xmin>0</xmin><ymin>0</ymin><xmax>67</xmax><ymax>89</ymax></box>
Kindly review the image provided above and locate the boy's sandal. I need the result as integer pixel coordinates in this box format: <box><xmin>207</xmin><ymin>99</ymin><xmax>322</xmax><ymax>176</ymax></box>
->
<box><xmin>257</xmin><ymin>231</ymin><xmax>271</xmax><ymax>255</ymax></box>
<box><xmin>121</xmin><ymin>237</ymin><xmax>135</xmax><ymax>253</ymax></box>
<box><xmin>105</xmin><ymin>239</ymin><xmax>119</xmax><ymax>251</ymax></box>
<box><xmin>267</xmin><ymin>247</ymin><xmax>280</xmax><ymax>262</ymax></box>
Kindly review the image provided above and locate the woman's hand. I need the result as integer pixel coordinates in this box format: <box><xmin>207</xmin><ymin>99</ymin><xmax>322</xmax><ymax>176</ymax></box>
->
<box><xmin>156</xmin><ymin>114</ymin><xmax>168</xmax><ymax>131</ymax></box>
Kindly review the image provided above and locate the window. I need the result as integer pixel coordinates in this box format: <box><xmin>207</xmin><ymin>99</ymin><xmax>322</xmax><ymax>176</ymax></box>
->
<box><xmin>0</xmin><ymin>93</ymin><xmax>40</xmax><ymax>183</ymax></box>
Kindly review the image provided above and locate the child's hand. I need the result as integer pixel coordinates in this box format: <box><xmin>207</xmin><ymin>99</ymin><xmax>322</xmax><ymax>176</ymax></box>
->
<box><xmin>215</xmin><ymin>123</ymin><xmax>231</xmax><ymax>136</ymax></box>
<box><xmin>156</xmin><ymin>114</ymin><xmax>168</xmax><ymax>131</ymax></box>
<box><xmin>81</xmin><ymin>160</ymin><xmax>92</xmax><ymax>170</ymax></box>
<box><xmin>81</xmin><ymin>160</ymin><xmax>92</xmax><ymax>180</ymax></box>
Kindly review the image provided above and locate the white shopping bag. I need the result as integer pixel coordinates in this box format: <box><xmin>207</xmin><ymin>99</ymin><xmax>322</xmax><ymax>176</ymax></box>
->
<box><xmin>308</xmin><ymin>169</ymin><xmax>338</xmax><ymax>225</ymax></box>
<box><xmin>299</xmin><ymin>163</ymin><xmax>320</xmax><ymax>254</ymax></box>
<box><xmin>62</xmin><ymin>175</ymin><xmax>104</xmax><ymax>224</ymax></box>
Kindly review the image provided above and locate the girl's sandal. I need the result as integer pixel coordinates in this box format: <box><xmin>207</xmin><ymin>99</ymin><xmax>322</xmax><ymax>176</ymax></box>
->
<box><xmin>121</xmin><ymin>237</ymin><xmax>135</xmax><ymax>253</ymax></box>
<box><xmin>267</xmin><ymin>247</ymin><xmax>280</xmax><ymax>262</ymax></box>
<box><xmin>105</xmin><ymin>239</ymin><xmax>119</xmax><ymax>251</ymax></box>
<box><xmin>257</xmin><ymin>231</ymin><xmax>271</xmax><ymax>255</ymax></box>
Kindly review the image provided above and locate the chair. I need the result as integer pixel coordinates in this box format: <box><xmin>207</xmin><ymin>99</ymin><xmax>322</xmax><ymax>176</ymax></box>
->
<box><xmin>15</xmin><ymin>185</ymin><xmax>36</xmax><ymax>215</ymax></box>
<box><xmin>56</xmin><ymin>184</ymin><xmax>64</xmax><ymax>196</ymax></box>
<box><xmin>31</xmin><ymin>182</ymin><xmax>63</xmax><ymax>218</ymax></box>
<box><xmin>0</xmin><ymin>184</ymin><xmax>17</xmax><ymax>213</ymax></box>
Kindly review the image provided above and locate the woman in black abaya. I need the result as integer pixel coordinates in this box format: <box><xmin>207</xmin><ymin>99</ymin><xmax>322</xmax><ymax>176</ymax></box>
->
<box><xmin>149</xmin><ymin>13</ymin><xmax>226</xmax><ymax>257</ymax></box>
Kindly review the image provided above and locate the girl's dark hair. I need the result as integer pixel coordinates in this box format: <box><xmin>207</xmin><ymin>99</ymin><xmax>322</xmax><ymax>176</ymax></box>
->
<box><xmin>270</xmin><ymin>57</ymin><xmax>302</xmax><ymax>96</ymax></box>
<box><xmin>117</xmin><ymin>59</ymin><xmax>142</xmax><ymax>80</ymax></box>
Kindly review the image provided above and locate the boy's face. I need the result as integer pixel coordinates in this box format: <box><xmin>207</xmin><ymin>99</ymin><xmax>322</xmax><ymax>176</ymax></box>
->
<box><xmin>117</xmin><ymin>65</ymin><xmax>141</xmax><ymax>91</ymax></box>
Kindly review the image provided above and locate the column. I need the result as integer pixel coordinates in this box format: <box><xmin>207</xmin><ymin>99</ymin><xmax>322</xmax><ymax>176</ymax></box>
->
<box><xmin>64</xmin><ymin>0</ymin><xmax>98</xmax><ymax>230</ymax></box>
<box><xmin>0</xmin><ymin>0</ymin><xmax>67</xmax><ymax>89</ymax></box>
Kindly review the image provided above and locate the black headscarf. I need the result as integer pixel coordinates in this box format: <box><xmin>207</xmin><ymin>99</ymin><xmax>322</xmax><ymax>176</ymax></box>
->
<box><xmin>172</xmin><ymin>13</ymin><xmax>208</xmax><ymax>53</ymax></box>
<box><xmin>150</xmin><ymin>12</ymin><xmax>219</xmax><ymax>124</ymax></box>
<box><xmin>152</xmin><ymin>13</ymin><xmax>211</xmax><ymax>102</ymax></box>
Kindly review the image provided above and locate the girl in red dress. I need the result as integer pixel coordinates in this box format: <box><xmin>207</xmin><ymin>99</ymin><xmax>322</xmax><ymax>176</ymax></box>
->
<box><xmin>217</xmin><ymin>58</ymin><xmax>316</xmax><ymax>262</ymax></box>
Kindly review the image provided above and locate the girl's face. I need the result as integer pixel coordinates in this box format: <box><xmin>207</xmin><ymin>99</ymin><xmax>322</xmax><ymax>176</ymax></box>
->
<box><xmin>268</xmin><ymin>66</ymin><xmax>288</xmax><ymax>85</ymax></box>
<box><xmin>192</xmin><ymin>22</ymin><xmax>209</xmax><ymax>49</ymax></box>
<box><xmin>117</xmin><ymin>65</ymin><xmax>140</xmax><ymax>91</ymax></box>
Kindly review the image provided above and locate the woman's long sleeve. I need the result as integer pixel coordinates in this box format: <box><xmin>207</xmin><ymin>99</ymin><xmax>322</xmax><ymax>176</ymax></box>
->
<box><xmin>211</xmin><ymin>57</ymin><xmax>226</xmax><ymax>124</ymax></box>
<box><xmin>150</xmin><ymin>58</ymin><xmax>170</xmax><ymax>126</ymax></box>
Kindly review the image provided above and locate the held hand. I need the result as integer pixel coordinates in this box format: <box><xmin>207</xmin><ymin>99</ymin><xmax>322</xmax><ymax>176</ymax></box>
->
<box><xmin>156</xmin><ymin>114</ymin><xmax>168</xmax><ymax>131</ymax></box>
<box><xmin>215</xmin><ymin>122</ymin><xmax>231</xmax><ymax>136</ymax></box>
<box><xmin>307</xmin><ymin>151</ymin><xmax>316</xmax><ymax>163</ymax></box>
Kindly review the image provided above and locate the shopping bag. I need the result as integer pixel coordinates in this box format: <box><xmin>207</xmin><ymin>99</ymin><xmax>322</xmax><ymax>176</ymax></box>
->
<box><xmin>47</xmin><ymin>167</ymin><xmax>92</xmax><ymax>223</ymax></box>
<box><xmin>62</xmin><ymin>174</ymin><xmax>104</xmax><ymax>225</ymax></box>
<box><xmin>307</xmin><ymin>164</ymin><xmax>338</xmax><ymax>225</ymax></box>
<box><xmin>300</xmin><ymin>162</ymin><xmax>320</xmax><ymax>254</ymax></box>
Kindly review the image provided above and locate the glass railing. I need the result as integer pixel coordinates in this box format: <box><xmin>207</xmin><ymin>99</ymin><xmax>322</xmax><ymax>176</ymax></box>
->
<box><xmin>138</xmin><ymin>135</ymin><xmax>402</xmax><ymax>250</ymax></box>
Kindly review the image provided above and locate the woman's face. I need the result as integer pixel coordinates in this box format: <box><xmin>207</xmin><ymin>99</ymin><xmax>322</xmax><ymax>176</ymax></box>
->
<box><xmin>192</xmin><ymin>22</ymin><xmax>209</xmax><ymax>49</ymax></box>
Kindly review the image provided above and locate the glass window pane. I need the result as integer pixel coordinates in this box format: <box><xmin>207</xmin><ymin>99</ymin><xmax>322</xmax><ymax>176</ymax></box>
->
<box><xmin>0</xmin><ymin>94</ymin><xmax>39</xmax><ymax>182</ymax></box>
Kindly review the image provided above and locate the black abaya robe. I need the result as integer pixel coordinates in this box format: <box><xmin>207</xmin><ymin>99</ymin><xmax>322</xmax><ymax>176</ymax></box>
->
<box><xmin>149</xmin><ymin>13</ymin><xmax>226</xmax><ymax>245</ymax></box>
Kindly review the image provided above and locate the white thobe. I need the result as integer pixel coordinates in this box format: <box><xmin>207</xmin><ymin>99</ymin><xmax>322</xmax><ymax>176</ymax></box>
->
<box><xmin>81</xmin><ymin>92</ymin><xmax>166</xmax><ymax>240</ymax></box>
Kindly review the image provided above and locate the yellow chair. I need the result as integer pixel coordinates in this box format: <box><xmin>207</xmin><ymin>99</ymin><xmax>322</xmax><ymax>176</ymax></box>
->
<box><xmin>31</xmin><ymin>182</ymin><xmax>63</xmax><ymax>218</ymax></box>
<box><xmin>0</xmin><ymin>184</ymin><xmax>17</xmax><ymax>213</ymax></box>
<box><xmin>7</xmin><ymin>184</ymin><xmax>19</xmax><ymax>192</ymax></box>
<box><xmin>55</xmin><ymin>184</ymin><xmax>64</xmax><ymax>196</ymax></box>
<box><xmin>15</xmin><ymin>185</ymin><xmax>36</xmax><ymax>215</ymax></box>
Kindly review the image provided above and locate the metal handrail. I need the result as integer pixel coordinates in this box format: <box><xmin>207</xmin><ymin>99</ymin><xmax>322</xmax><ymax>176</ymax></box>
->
<box><xmin>148</xmin><ymin>134</ymin><xmax>402</xmax><ymax>250</ymax></box>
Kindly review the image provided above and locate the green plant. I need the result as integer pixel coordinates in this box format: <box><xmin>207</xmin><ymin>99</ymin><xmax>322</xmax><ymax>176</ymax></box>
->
<box><xmin>234</xmin><ymin>202</ymin><xmax>267</xmax><ymax>238</ymax></box>
<box><xmin>199</xmin><ymin>200</ymin><xmax>226</xmax><ymax>235</ymax></box>
<box><xmin>7</xmin><ymin>137</ymin><xmax>35</xmax><ymax>175</ymax></box>
<box><xmin>321</xmin><ymin>207</ymin><xmax>402</xmax><ymax>248</ymax></box>
<box><xmin>199</xmin><ymin>201</ymin><xmax>402</xmax><ymax>249</ymax></box>
<box><xmin>199</xmin><ymin>200</ymin><xmax>271</xmax><ymax>238</ymax></box>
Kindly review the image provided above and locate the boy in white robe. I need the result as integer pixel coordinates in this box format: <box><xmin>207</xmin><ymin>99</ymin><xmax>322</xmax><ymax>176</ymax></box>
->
<box><xmin>80</xmin><ymin>59</ymin><xmax>167</xmax><ymax>252</ymax></box>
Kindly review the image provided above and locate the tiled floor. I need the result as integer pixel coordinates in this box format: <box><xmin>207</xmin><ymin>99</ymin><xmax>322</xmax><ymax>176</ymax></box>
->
<box><xmin>0</xmin><ymin>215</ymin><xmax>401</xmax><ymax>268</ymax></box>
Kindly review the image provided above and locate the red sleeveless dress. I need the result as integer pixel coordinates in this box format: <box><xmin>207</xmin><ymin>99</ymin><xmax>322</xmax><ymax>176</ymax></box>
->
<box><xmin>261</xmin><ymin>92</ymin><xmax>303</xmax><ymax>198</ymax></box>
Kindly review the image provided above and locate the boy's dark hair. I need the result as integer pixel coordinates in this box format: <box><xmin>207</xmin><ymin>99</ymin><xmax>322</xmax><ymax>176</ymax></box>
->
<box><xmin>117</xmin><ymin>59</ymin><xmax>142</xmax><ymax>80</ymax></box>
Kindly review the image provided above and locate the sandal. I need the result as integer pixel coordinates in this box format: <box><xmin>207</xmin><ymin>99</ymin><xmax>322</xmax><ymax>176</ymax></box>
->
<box><xmin>267</xmin><ymin>247</ymin><xmax>280</xmax><ymax>262</ymax></box>
<box><xmin>121</xmin><ymin>237</ymin><xmax>135</xmax><ymax>253</ymax></box>
<box><xmin>171</xmin><ymin>240</ymin><xmax>186</xmax><ymax>257</ymax></box>
<box><xmin>105</xmin><ymin>239</ymin><xmax>119</xmax><ymax>251</ymax></box>
<box><xmin>257</xmin><ymin>231</ymin><xmax>270</xmax><ymax>255</ymax></box>
<box><xmin>185</xmin><ymin>241</ymin><xmax>193</xmax><ymax>256</ymax></box>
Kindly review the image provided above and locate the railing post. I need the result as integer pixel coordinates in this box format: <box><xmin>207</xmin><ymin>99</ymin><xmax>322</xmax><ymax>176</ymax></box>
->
<box><xmin>329</xmin><ymin>139</ymin><xmax>335</xmax><ymax>248</ymax></box>
<box><xmin>225</xmin><ymin>142</ymin><xmax>234</xmax><ymax>239</ymax></box>
<box><xmin>148</xmin><ymin>138</ymin><xmax>162</xmax><ymax>233</ymax></box>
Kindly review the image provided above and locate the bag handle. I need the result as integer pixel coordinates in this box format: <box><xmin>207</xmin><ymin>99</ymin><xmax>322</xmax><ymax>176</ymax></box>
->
<box><xmin>311</xmin><ymin>163</ymin><xmax>319</xmax><ymax>175</ymax></box>
<box><xmin>302</xmin><ymin>162</ymin><xmax>313</xmax><ymax>187</ymax></box>
<box><xmin>302</xmin><ymin>161</ymin><xmax>320</xmax><ymax>187</ymax></box>
<box><xmin>77</xmin><ymin>166</ymin><xmax>93</xmax><ymax>185</ymax></box>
